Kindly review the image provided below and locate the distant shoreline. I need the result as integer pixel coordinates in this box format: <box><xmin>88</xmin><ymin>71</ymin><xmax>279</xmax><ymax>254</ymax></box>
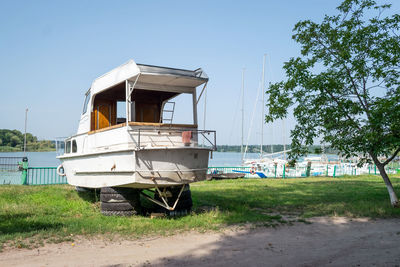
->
<box><xmin>0</xmin><ymin>146</ymin><xmax>56</xmax><ymax>152</ymax></box>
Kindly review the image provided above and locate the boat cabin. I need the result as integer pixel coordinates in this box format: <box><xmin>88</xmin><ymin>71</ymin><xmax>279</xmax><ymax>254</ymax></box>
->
<box><xmin>77</xmin><ymin>60</ymin><xmax>208</xmax><ymax>135</ymax></box>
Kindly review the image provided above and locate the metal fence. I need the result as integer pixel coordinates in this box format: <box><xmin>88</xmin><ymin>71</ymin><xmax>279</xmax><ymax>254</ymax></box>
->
<box><xmin>0</xmin><ymin>157</ymin><xmax>25</xmax><ymax>184</ymax></box>
<box><xmin>26</xmin><ymin>167</ymin><xmax>67</xmax><ymax>185</ymax></box>
<box><xmin>0</xmin><ymin>157</ymin><xmax>24</xmax><ymax>171</ymax></box>
<box><xmin>0</xmin><ymin>157</ymin><xmax>67</xmax><ymax>185</ymax></box>
<box><xmin>207</xmin><ymin>164</ymin><xmax>400</xmax><ymax>179</ymax></box>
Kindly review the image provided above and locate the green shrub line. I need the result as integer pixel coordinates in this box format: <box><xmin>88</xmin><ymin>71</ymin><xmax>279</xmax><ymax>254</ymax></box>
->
<box><xmin>0</xmin><ymin>175</ymin><xmax>399</xmax><ymax>250</ymax></box>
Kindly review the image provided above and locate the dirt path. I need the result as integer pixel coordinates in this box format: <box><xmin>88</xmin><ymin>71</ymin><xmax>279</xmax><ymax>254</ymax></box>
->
<box><xmin>1</xmin><ymin>217</ymin><xmax>400</xmax><ymax>266</ymax></box>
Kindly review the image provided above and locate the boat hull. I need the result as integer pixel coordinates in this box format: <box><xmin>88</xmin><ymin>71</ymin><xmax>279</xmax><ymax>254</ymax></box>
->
<box><xmin>59</xmin><ymin>147</ymin><xmax>210</xmax><ymax>189</ymax></box>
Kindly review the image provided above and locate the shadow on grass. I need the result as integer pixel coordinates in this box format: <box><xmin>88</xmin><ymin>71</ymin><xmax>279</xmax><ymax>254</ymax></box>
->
<box><xmin>76</xmin><ymin>189</ymin><xmax>100</xmax><ymax>203</ymax></box>
<box><xmin>0</xmin><ymin>213</ymin><xmax>64</xmax><ymax>235</ymax></box>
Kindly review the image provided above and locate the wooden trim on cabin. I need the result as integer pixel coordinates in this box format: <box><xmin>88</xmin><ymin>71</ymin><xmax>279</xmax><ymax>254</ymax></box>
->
<box><xmin>88</xmin><ymin>123</ymin><xmax>126</xmax><ymax>135</ymax></box>
<box><xmin>128</xmin><ymin>122</ymin><xmax>198</xmax><ymax>128</ymax></box>
<box><xmin>88</xmin><ymin>122</ymin><xmax>198</xmax><ymax>135</ymax></box>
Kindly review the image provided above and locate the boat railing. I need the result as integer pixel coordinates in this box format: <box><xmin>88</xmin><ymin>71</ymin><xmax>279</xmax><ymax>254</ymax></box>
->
<box><xmin>130</xmin><ymin>128</ymin><xmax>216</xmax><ymax>150</ymax></box>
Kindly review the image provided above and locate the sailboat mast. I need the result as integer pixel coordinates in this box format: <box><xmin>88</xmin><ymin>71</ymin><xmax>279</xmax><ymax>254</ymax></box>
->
<box><xmin>241</xmin><ymin>68</ymin><xmax>245</xmax><ymax>162</ymax></box>
<box><xmin>261</xmin><ymin>54</ymin><xmax>266</xmax><ymax>157</ymax></box>
<box><xmin>24</xmin><ymin>108</ymin><xmax>28</xmax><ymax>156</ymax></box>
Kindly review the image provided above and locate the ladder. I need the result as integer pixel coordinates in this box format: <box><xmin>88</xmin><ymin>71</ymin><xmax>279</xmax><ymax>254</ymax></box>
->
<box><xmin>160</xmin><ymin>102</ymin><xmax>175</xmax><ymax>124</ymax></box>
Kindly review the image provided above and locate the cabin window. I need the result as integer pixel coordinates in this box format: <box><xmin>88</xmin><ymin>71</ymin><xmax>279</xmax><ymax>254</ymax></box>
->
<box><xmin>65</xmin><ymin>140</ymin><xmax>71</xmax><ymax>153</ymax></box>
<box><xmin>116</xmin><ymin>101</ymin><xmax>126</xmax><ymax>124</ymax></box>
<box><xmin>163</xmin><ymin>93</ymin><xmax>194</xmax><ymax>125</ymax></box>
<box><xmin>72</xmin><ymin>140</ymin><xmax>77</xmax><ymax>153</ymax></box>
<box><xmin>82</xmin><ymin>92</ymin><xmax>91</xmax><ymax>114</ymax></box>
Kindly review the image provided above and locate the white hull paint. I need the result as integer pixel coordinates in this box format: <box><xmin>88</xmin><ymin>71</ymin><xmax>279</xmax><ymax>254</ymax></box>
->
<box><xmin>60</xmin><ymin>147</ymin><xmax>210</xmax><ymax>189</ymax></box>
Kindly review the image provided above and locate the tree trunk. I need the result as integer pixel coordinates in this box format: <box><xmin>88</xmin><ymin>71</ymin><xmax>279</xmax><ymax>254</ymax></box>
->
<box><xmin>373</xmin><ymin>158</ymin><xmax>399</xmax><ymax>207</ymax></box>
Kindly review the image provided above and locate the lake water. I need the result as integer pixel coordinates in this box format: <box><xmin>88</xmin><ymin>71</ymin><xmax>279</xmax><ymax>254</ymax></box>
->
<box><xmin>0</xmin><ymin>151</ymin><xmax>262</xmax><ymax>167</ymax></box>
<box><xmin>0</xmin><ymin>151</ymin><xmax>61</xmax><ymax>167</ymax></box>
<box><xmin>0</xmin><ymin>151</ymin><xmax>339</xmax><ymax>168</ymax></box>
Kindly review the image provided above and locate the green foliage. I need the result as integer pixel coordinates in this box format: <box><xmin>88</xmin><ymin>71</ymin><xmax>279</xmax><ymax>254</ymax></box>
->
<box><xmin>266</xmin><ymin>0</ymin><xmax>400</xmax><ymax>165</ymax></box>
<box><xmin>0</xmin><ymin>129</ymin><xmax>55</xmax><ymax>152</ymax></box>
<box><xmin>1</xmin><ymin>175</ymin><xmax>400</xmax><ymax>249</ymax></box>
<box><xmin>314</xmin><ymin>147</ymin><xmax>323</xmax><ymax>154</ymax></box>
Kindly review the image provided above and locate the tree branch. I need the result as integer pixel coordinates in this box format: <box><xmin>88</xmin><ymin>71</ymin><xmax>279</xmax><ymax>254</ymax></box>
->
<box><xmin>366</xmin><ymin>80</ymin><xmax>385</xmax><ymax>91</ymax></box>
<box><xmin>383</xmin><ymin>147</ymin><xmax>400</xmax><ymax>166</ymax></box>
<box><xmin>312</xmin><ymin>34</ymin><xmax>372</xmax><ymax>120</ymax></box>
<box><xmin>318</xmin><ymin>86</ymin><xmax>362</xmax><ymax>131</ymax></box>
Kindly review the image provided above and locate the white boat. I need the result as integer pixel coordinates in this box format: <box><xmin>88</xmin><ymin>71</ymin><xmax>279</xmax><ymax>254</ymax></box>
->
<box><xmin>57</xmin><ymin>60</ymin><xmax>216</xmax><ymax>213</ymax></box>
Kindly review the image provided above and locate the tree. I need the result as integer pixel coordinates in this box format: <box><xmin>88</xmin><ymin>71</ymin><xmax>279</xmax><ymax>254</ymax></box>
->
<box><xmin>10</xmin><ymin>135</ymin><xmax>22</xmax><ymax>147</ymax></box>
<box><xmin>266</xmin><ymin>0</ymin><xmax>400</xmax><ymax>206</ymax></box>
<box><xmin>314</xmin><ymin>147</ymin><xmax>322</xmax><ymax>155</ymax></box>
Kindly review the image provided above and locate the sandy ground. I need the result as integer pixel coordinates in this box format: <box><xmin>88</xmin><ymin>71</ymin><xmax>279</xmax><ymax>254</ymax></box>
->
<box><xmin>1</xmin><ymin>217</ymin><xmax>400</xmax><ymax>267</ymax></box>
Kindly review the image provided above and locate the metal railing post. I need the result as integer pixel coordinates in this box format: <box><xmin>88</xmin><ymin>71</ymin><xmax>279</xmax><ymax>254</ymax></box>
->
<box><xmin>20</xmin><ymin>157</ymin><xmax>28</xmax><ymax>185</ymax></box>
<box><xmin>138</xmin><ymin>129</ymin><xmax>141</xmax><ymax>149</ymax></box>
<box><xmin>214</xmin><ymin>131</ymin><xmax>217</xmax><ymax>151</ymax></box>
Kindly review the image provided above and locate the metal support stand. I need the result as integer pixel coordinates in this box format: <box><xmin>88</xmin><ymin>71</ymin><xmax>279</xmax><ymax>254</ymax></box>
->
<box><xmin>140</xmin><ymin>178</ymin><xmax>186</xmax><ymax>211</ymax></box>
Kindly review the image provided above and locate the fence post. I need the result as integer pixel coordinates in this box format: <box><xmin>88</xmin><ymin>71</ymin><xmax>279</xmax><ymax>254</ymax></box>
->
<box><xmin>326</xmin><ymin>165</ymin><xmax>328</xmax><ymax>177</ymax></box>
<box><xmin>274</xmin><ymin>164</ymin><xmax>277</xmax><ymax>178</ymax></box>
<box><xmin>283</xmin><ymin>164</ymin><xmax>286</xmax><ymax>179</ymax></box>
<box><xmin>333</xmin><ymin>165</ymin><xmax>336</xmax><ymax>178</ymax></box>
<box><xmin>305</xmin><ymin>162</ymin><xmax>311</xmax><ymax>177</ymax></box>
<box><xmin>20</xmin><ymin>157</ymin><xmax>28</xmax><ymax>185</ymax></box>
<box><xmin>374</xmin><ymin>165</ymin><xmax>377</xmax><ymax>175</ymax></box>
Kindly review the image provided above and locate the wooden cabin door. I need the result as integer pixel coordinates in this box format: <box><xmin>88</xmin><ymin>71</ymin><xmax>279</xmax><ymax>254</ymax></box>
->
<box><xmin>97</xmin><ymin>104</ymin><xmax>110</xmax><ymax>129</ymax></box>
<box><xmin>92</xmin><ymin>99</ymin><xmax>116</xmax><ymax>130</ymax></box>
<box><xmin>135</xmin><ymin>103</ymin><xmax>160</xmax><ymax>122</ymax></box>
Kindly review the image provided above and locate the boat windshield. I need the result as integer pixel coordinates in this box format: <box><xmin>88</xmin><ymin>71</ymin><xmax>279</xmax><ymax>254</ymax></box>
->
<box><xmin>82</xmin><ymin>91</ymin><xmax>90</xmax><ymax>114</ymax></box>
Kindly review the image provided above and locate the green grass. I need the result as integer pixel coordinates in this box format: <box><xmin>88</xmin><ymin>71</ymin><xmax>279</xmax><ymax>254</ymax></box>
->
<box><xmin>1</xmin><ymin>175</ymin><xmax>400</xmax><ymax>250</ymax></box>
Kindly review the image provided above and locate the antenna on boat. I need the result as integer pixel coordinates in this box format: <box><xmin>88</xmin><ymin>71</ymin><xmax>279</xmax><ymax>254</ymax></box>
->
<box><xmin>23</xmin><ymin>108</ymin><xmax>28</xmax><ymax>156</ymax></box>
<box><xmin>267</xmin><ymin>54</ymin><xmax>274</xmax><ymax>156</ymax></box>
<box><xmin>241</xmin><ymin>68</ymin><xmax>245</xmax><ymax>162</ymax></box>
<box><xmin>261</xmin><ymin>54</ymin><xmax>266</xmax><ymax>158</ymax></box>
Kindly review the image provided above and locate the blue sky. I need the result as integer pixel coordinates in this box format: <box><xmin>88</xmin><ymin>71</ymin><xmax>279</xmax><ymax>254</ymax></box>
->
<box><xmin>1</xmin><ymin>0</ymin><xmax>398</xmax><ymax>145</ymax></box>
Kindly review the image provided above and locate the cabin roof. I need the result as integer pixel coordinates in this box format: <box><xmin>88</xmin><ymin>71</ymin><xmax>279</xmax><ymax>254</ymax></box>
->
<box><xmin>90</xmin><ymin>59</ymin><xmax>208</xmax><ymax>96</ymax></box>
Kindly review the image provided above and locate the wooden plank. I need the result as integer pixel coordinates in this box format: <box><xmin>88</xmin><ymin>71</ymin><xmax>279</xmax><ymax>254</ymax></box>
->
<box><xmin>87</xmin><ymin>122</ymin><xmax>198</xmax><ymax>135</ymax></box>
<box><xmin>128</xmin><ymin>122</ymin><xmax>198</xmax><ymax>128</ymax></box>
<box><xmin>88</xmin><ymin>123</ymin><xmax>125</xmax><ymax>135</ymax></box>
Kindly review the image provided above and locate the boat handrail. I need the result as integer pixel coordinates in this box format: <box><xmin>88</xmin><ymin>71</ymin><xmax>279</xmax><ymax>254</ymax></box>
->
<box><xmin>130</xmin><ymin>128</ymin><xmax>216</xmax><ymax>151</ymax></box>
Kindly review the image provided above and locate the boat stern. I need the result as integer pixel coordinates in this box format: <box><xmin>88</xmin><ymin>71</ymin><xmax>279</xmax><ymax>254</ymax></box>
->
<box><xmin>134</xmin><ymin>147</ymin><xmax>210</xmax><ymax>186</ymax></box>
